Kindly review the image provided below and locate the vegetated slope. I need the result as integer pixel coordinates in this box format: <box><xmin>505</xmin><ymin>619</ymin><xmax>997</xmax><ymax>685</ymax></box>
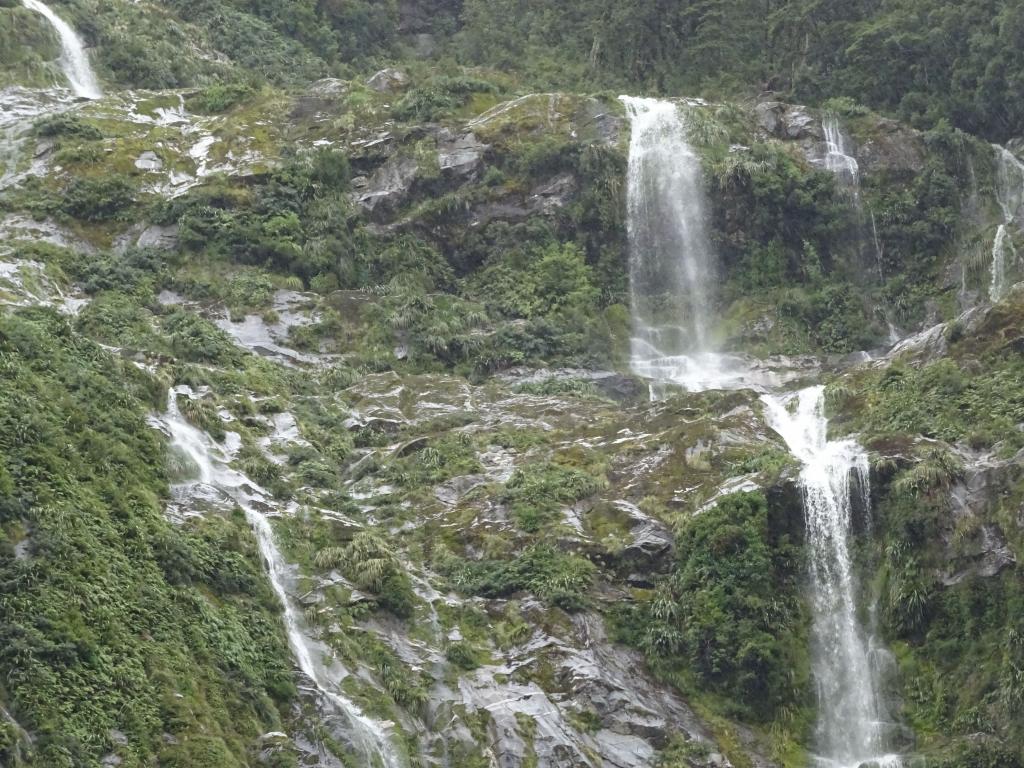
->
<box><xmin>0</xmin><ymin>1</ymin><xmax>1023</xmax><ymax>766</ymax></box>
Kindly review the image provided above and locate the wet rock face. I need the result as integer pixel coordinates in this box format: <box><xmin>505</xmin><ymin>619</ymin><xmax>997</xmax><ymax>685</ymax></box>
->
<box><xmin>856</xmin><ymin>117</ymin><xmax>925</xmax><ymax>176</ymax></box>
<box><xmin>754</xmin><ymin>99</ymin><xmax>924</xmax><ymax>181</ymax></box>
<box><xmin>353</xmin><ymin>154</ymin><xmax>420</xmax><ymax>216</ymax></box>
<box><xmin>597</xmin><ymin>500</ymin><xmax>675</xmax><ymax>583</ymax></box>
<box><xmin>446</xmin><ymin>608</ymin><xmax>722</xmax><ymax>768</ymax></box>
<box><xmin>941</xmin><ymin>445</ymin><xmax>1024</xmax><ymax>584</ymax></box>
<box><xmin>755</xmin><ymin>101</ymin><xmax>822</xmax><ymax>142</ymax></box>
<box><xmin>436</xmin><ymin>129</ymin><xmax>488</xmax><ymax>180</ymax></box>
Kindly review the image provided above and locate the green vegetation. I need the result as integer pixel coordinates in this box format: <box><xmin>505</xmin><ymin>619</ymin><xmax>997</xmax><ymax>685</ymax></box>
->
<box><xmin>500</xmin><ymin>461</ymin><xmax>603</xmax><ymax>532</ymax></box>
<box><xmin>1</xmin><ymin>0</ymin><xmax>1023</xmax><ymax>764</ymax></box>
<box><xmin>445</xmin><ymin>543</ymin><xmax>596</xmax><ymax>611</ymax></box>
<box><xmin>615</xmin><ymin>492</ymin><xmax>810</xmax><ymax>729</ymax></box>
<box><xmin>0</xmin><ymin>310</ymin><xmax>294</xmax><ymax>767</ymax></box>
<box><xmin>456</xmin><ymin>0</ymin><xmax>1024</xmax><ymax>143</ymax></box>
<box><xmin>835</xmin><ymin>295</ymin><xmax>1024</xmax><ymax>453</ymax></box>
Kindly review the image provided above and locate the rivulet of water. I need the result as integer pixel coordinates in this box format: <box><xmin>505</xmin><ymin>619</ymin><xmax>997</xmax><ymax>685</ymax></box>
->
<box><xmin>152</xmin><ymin>388</ymin><xmax>404</xmax><ymax>768</ymax></box>
<box><xmin>990</xmin><ymin>145</ymin><xmax>1024</xmax><ymax>302</ymax></box>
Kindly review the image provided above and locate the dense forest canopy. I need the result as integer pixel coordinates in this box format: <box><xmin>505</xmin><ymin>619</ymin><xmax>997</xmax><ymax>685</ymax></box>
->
<box><xmin>461</xmin><ymin>0</ymin><xmax>1024</xmax><ymax>141</ymax></box>
<box><xmin>132</xmin><ymin>0</ymin><xmax>1024</xmax><ymax>141</ymax></box>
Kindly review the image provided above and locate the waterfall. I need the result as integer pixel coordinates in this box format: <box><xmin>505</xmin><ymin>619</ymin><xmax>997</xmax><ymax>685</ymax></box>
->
<box><xmin>990</xmin><ymin>145</ymin><xmax>1024</xmax><ymax>302</ymax></box>
<box><xmin>762</xmin><ymin>387</ymin><xmax>903</xmax><ymax>768</ymax></box>
<box><xmin>620</xmin><ymin>96</ymin><xmax>750</xmax><ymax>392</ymax></box>
<box><xmin>823</xmin><ymin>115</ymin><xmax>860</xmax><ymax>191</ymax></box>
<box><xmin>152</xmin><ymin>388</ymin><xmax>404</xmax><ymax>768</ymax></box>
<box><xmin>21</xmin><ymin>0</ymin><xmax>102</xmax><ymax>99</ymax></box>
<box><xmin>621</xmin><ymin>98</ymin><xmax>714</xmax><ymax>349</ymax></box>
<box><xmin>822</xmin><ymin>114</ymin><xmax>885</xmax><ymax>282</ymax></box>
<box><xmin>991</xmin><ymin>225</ymin><xmax>1018</xmax><ymax>303</ymax></box>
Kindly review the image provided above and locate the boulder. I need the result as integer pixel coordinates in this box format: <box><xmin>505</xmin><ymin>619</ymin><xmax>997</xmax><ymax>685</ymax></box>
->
<box><xmin>134</xmin><ymin>151</ymin><xmax>162</xmax><ymax>171</ymax></box>
<box><xmin>437</xmin><ymin>130</ymin><xmax>488</xmax><ymax>179</ymax></box>
<box><xmin>307</xmin><ymin>78</ymin><xmax>348</xmax><ymax>99</ymax></box>
<box><xmin>755</xmin><ymin>101</ymin><xmax>821</xmax><ymax>141</ymax></box>
<box><xmin>366</xmin><ymin>68</ymin><xmax>409</xmax><ymax>93</ymax></box>
<box><xmin>354</xmin><ymin>155</ymin><xmax>419</xmax><ymax>216</ymax></box>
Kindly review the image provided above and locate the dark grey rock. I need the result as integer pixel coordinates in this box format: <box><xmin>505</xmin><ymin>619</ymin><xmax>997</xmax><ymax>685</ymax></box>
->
<box><xmin>355</xmin><ymin>155</ymin><xmax>419</xmax><ymax>216</ymax></box>
<box><xmin>858</xmin><ymin>118</ymin><xmax>925</xmax><ymax>176</ymax></box>
<box><xmin>611</xmin><ymin>500</ymin><xmax>674</xmax><ymax>576</ymax></box>
<box><xmin>755</xmin><ymin>101</ymin><xmax>821</xmax><ymax>142</ymax></box>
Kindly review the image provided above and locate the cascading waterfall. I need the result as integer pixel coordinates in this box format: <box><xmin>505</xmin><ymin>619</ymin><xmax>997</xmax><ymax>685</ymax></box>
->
<box><xmin>990</xmin><ymin>145</ymin><xmax>1024</xmax><ymax>302</ymax></box>
<box><xmin>621</xmin><ymin>96</ymin><xmax>714</xmax><ymax>353</ymax></box>
<box><xmin>622</xmin><ymin>98</ymin><xmax>910</xmax><ymax>763</ymax></box>
<box><xmin>21</xmin><ymin>0</ymin><xmax>102</xmax><ymax>99</ymax></box>
<box><xmin>620</xmin><ymin>96</ymin><xmax>762</xmax><ymax>392</ymax></box>
<box><xmin>152</xmin><ymin>388</ymin><xmax>404</xmax><ymax>768</ymax></box>
<box><xmin>762</xmin><ymin>387</ymin><xmax>903</xmax><ymax>768</ymax></box>
<box><xmin>823</xmin><ymin>116</ymin><xmax>861</xmax><ymax>190</ymax></box>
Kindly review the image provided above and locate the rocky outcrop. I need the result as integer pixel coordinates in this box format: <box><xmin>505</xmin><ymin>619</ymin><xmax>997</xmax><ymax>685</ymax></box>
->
<box><xmin>366</xmin><ymin>68</ymin><xmax>409</xmax><ymax>93</ymax></box>
<box><xmin>941</xmin><ymin>445</ymin><xmax>1023</xmax><ymax>584</ymax></box>
<box><xmin>856</xmin><ymin>116</ymin><xmax>925</xmax><ymax>176</ymax></box>
<box><xmin>755</xmin><ymin>100</ymin><xmax>821</xmax><ymax>142</ymax></box>
<box><xmin>436</xmin><ymin>129</ymin><xmax>487</xmax><ymax>180</ymax></box>
<box><xmin>353</xmin><ymin>154</ymin><xmax>419</xmax><ymax>216</ymax></box>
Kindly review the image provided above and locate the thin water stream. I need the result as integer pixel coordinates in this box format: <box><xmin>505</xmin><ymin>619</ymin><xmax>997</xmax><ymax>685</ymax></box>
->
<box><xmin>991</xmin><ymin>145</ymin><xmax>1023</xmax><ymax>301</ymax></box>
<box><xmin>152</xmin><ymin>388</ymin><xmax>404</xmax><ymax>768</ymax></box>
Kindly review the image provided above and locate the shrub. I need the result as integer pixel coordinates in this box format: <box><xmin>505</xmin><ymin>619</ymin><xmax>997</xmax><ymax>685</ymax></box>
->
<box><xmin>501</xmin><ymin>462</ymin><xmax>602</xmax><ymax>532</ymax></box>
<box><xmin>187</xmin><ymin>82</ymin><xmax>255</xmax><ymax>113</ymax></box>
<box><xmin>34</xmin><ymin>113</ymin><xmax>102</xmax><ymax>141</ymax></box>
<box><xmin>61</xmin><ymin>175</ymin><xmax>135</xmax><ymax>222</ymax></box>
<box><xmin>634</xmin><ymin>492</ymin><xmax>808</xmax><ymax>721</ymax></box>
<box><xmin>162</xmin><ymin>310</ymin><xmax>242</xmax><ymax>364</ymax></box>
<box><xmin>446</xmin><ymin>544</ymin><xmax>596</xmax><ymax>611</ymax></box>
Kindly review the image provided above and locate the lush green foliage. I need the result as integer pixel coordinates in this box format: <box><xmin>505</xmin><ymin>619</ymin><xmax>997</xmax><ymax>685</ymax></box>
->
<box><xmin>0</xmin><ymin>310</ymin><xmax>294</xmax><ymax>767</ymax></box>
<box><xmin>501</xmin><ymin>461</ymin><xmax>603</xmax><ymax>532</ymax></box>
<box><xmin>445</xmin><ymin>543</ymin><xmax>596</xmax><ymax>611</ymax></box>
<box><xmin>619</xmin><ymin>492</ymin><xmax>809</xmax><ymax>722</ymax></box>
<box><xmin>836</xmin><ymin>297</ymin><xmax>1024</xmax><ymax>452</ymax></box>
<box><xmin>456</xmin><ymin>0</ymin><xmax>1024</xmax><ymax>142</ymax></box>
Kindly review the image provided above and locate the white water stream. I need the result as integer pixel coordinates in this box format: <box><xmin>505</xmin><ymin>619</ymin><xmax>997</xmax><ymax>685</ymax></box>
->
<box><xmin>822</xmin><ymin>114</ymin><xmax>885</xmax><ymax>283</ymax></box>
<box><xmin>620</xmin><ymin>97</ymin><xmax>714</xmax><ymax>366</ymax></box>
<box><xmin>152</xmin><ymin>388</ymin><xmax>403</xmax><ymax>768</ymax></box>
<box><xmin>21</xmin><ymin>0</ymin><xmax>102</xmax><ymax>99</ymax></box>
<box><xmin>623</xmin><ymin>98</ymin><xmax>907</xmax><ymax>767</ymax></box>
<box><xmin>620</xmin><ymin>96</ymin><xmax>797</xmax><ymax>393</ymax></box>
<box><xmin>762</xmin><ymin>388</ymin><xmax>903</xmax><ymax>768</ymax></box>
<box><xmin>1</xmin><ymin>2</ymin><xmax>101</xmax><ymax>189</ymax></box>
<box><xmin>990</xmin><ymin>145</ymin><xmax>1024</xmax><ymax>302</ymax></box>
<box><xmin>823</xmin><ymin>116</ymin><xmax>860</xmax><ymax>190</ymax></box>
